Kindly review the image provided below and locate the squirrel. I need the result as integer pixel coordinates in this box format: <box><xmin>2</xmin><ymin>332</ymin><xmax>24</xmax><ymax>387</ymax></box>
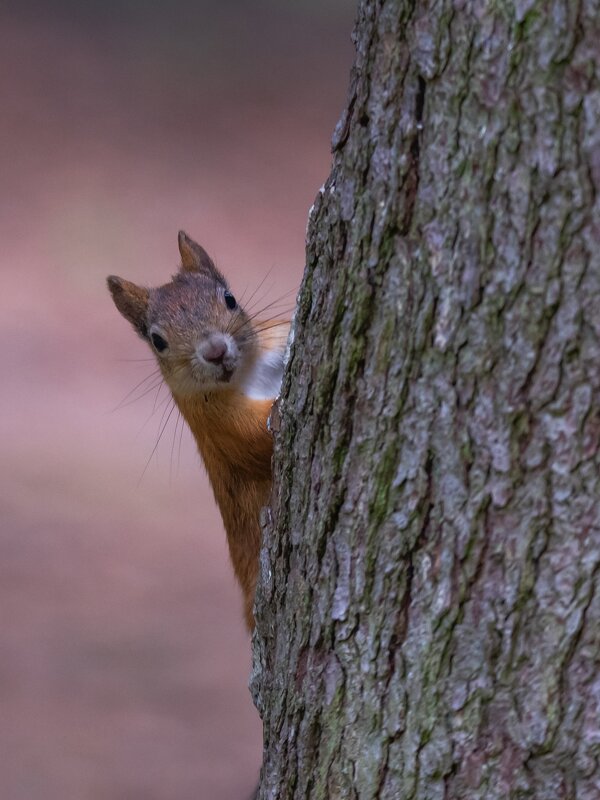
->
<box><xmin>107</xmin><ymin>231</ymin><xmax>290</xmax><ymax>631</ymax></box>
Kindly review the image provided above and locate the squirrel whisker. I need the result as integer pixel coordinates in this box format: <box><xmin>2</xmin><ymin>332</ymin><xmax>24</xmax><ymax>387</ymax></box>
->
<box><xmin>113</xmin><ymin>370</ymin><xmax>163</xmax><ymax>412</ymax></box>
<box><xmin>236</xmin><ymin>267</ymin><xmax>276</xmax><ymax>316</ymax></box>
<box><xmin>138</xmin><ymin>399</ymin><xmax>178</xmax><ymax>485</ymax></box>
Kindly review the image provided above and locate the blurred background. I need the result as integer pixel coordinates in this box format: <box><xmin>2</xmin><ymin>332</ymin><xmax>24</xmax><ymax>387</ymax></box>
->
<box><xmin>0</xmin><ymin>2</ymin><xmax>354</xmax><ymax>798</ymax></box>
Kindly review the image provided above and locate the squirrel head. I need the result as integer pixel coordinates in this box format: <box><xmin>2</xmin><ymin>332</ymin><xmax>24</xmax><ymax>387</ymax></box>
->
<box><xmin>107</xmin><ymin>231</ymin><xmax>258</xmax><ymax>396</ymax></box>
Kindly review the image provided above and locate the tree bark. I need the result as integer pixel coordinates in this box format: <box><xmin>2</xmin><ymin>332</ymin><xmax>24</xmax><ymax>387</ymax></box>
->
<box><xmin>251</xmin><ymin>1</ymin><xmax>600</xmax><ymax>798</ymax></box>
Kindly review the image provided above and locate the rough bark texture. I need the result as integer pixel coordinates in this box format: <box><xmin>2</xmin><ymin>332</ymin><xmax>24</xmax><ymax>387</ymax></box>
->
<box><xmin>251</xmin><ymin>1</ymin><xmax>600</xmax><ymax>798</ymax></box>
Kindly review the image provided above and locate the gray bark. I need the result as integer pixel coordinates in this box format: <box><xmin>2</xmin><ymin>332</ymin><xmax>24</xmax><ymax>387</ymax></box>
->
<box><xmin>251</xmin><ymin>1</ymin><xmax>600</xmax><ymax>798</ymax></box>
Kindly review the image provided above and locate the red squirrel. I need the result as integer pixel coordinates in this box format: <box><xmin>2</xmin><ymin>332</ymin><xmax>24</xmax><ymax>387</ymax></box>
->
<box><xmin>107</xmin><ymin>231</ymin><xmax>290</xmax><ymax>630</ymax></box>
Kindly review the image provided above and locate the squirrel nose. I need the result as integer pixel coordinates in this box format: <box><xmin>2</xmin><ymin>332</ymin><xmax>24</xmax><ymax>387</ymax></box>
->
<box><xmin>200</xmin><ymin>336</ymin><xmax>228</xmax><ymax>365</ymax></box>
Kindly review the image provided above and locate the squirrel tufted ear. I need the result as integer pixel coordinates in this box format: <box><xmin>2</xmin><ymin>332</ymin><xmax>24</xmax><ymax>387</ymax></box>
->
<box><xmin>178</xmin><ymin>230</ymin><xmax>218</xmax><ymax>275</ymax></box>
<box><xmin>107</xmin><ymin>276</ymin><xmax>149</xmax><ymax>339</ymax></box>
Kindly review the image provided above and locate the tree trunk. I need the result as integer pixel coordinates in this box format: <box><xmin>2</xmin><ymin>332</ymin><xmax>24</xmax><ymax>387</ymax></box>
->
<box><xmin>251</xmin><ymin>1</ymin><xmax>600</xmax><ymax>798</ymax></box>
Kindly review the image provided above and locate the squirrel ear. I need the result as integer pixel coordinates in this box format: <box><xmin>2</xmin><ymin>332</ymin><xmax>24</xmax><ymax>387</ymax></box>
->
<box><xmin>107</xmin><ymin>276</ymin><xmax>149</xmax><ymax>338</ymax></box>
<box><xmin>178</xmin><ymin>230</ymin><xmax>217</xmax><ymax>275</ymax></box>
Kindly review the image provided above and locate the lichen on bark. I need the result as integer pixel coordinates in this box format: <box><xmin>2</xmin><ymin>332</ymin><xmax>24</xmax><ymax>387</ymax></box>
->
<box><xmin>252</xmin><ymin>1</ymin><xmax>600</xmax><ymax>798</ymax></box>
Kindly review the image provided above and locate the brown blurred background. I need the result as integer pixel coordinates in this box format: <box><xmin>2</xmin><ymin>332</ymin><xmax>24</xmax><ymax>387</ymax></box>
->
<box><xmin>0</xmin><ymin>2</ymin><xmax>354</xmax><ymax>797</ymax></box>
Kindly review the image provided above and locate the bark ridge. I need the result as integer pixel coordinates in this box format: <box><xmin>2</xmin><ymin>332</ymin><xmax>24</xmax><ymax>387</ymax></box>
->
<box><xmin>253</xmin><ymin>1</ymin><xmax>600</xmax><ymax>798</ymax></box>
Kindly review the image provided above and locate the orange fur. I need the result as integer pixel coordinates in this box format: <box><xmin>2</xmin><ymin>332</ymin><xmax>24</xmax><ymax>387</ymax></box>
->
<box><xmin>175</xmin><ymin>389</ymin><xmax>274</xmax><ymax>630</ymax></box>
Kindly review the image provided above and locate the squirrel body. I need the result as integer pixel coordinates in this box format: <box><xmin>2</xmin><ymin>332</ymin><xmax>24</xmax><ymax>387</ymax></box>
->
<box><xmin>175</xmin><ymin>389</ymin><xmax>275</xmax><ymax>629</ymax></box>
<box><xmin>108</xmin><ymin>232</ymin><xmax>289</xmax><ymax>630</ymax></box>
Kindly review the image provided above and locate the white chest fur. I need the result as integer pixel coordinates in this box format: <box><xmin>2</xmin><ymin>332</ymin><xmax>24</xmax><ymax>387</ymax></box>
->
<box><xmin>238</xmin><ymin>348</ymin><xmax>285</xmax><ymax>400</ymax></box>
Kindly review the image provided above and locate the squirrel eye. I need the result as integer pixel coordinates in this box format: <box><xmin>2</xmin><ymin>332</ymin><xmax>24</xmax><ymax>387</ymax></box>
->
<box><xmin>224</xmin><ymin>290</ymin><xmax>237</xmax><ymax>310</ymax></box>
<box><xmin>151</xmin><ymin>332</ymin><xmax>168</xmax><ymax>352</ymax></box>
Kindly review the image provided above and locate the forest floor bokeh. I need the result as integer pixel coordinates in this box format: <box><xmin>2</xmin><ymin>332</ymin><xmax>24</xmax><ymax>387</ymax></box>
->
<box><xmin>0</xmin><ymin>3</ymin><xmax>353</xmax><ymax>797</ymax></box>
